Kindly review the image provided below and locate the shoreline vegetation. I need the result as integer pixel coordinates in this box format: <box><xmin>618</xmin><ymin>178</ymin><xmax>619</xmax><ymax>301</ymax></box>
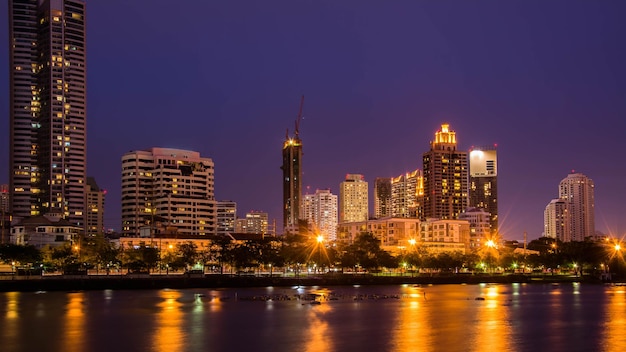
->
<box><xmin>0</xmin><ymin>273</ymin><xmax>616</xmax><ymax>293</ymax></box>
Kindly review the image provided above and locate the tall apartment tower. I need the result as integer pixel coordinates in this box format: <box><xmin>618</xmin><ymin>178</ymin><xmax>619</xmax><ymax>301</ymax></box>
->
<box><xmin>9</xmin><ymin>0</ymin><xmax>87</xmax><ymax>227</ymax></box>
<box><xmin>85</xmin><ymin>177</ymin><xmax>105</xmax><ymax>236</ymax></box>
<box><xmin>558</xmin><ymin>172</ymin><xmax>595</xmax><ymax>242</ymax></box>
<box><xmin>281</xmin><ymin>98</ymin><xmax>304</xmax><ymax>234</ymax></box>
<box><xmin>422</xmin><ymin>124</ymin><xmax>468</xmax><ymax>220</ymax></box>
<box><xmin>543</xmin><ymin>199</ymin><xmax>568</xmax><ymax>240</ymax></box>
<box><xmin>469</xmin><ymin>147</ymin><xmax>498</xmax><ymax>234</ymax></box>
<box><xmin>391</xmin><ymin>169</ymin><xmax>423</xmax><ymax>219</ymax></box>
<box><xmin>216</xmin><ymin>200</ymin><xmax>236</xmax><ymax>236</ymax></box>
<box><xmin>374</xmin><ymin>178</ymin><xmax>392</xmax><ymax>219</ymax></box>
<box><xmin>302</xmin><ymin>189</ymin><xmax>338</xmax><ymax>241</ymax></box>
<box><xmin>121</xmin><ymin>148</ymin><xmax>216</xmax><ymax>237</ymax></box>
<box><xmin>339</xmin><ymin>174</ymin><xmax>368</xmax><ymax>223</ymax></box>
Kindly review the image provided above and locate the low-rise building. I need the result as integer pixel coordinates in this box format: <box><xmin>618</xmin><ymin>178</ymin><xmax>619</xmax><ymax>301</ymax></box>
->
<box><xmin>10</xmin><ymin>214</ymin><xmax>81</xmax><ymax>248</ymax></box>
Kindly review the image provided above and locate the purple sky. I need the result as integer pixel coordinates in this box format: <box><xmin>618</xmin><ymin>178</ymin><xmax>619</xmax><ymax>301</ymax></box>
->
<box><xmin>1</xmin><ymin>0</ymin><xmax>625</xmax><ymax>241</ymax></box>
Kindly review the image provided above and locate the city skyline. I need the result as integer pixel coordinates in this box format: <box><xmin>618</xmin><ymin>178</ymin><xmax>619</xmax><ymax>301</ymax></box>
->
<box><xmin>1</xmin><ymin>1</ymin><xmax>625</xmax><ymax>241</ymax></box>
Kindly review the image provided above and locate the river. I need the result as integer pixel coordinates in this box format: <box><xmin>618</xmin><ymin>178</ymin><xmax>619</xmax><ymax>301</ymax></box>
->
<box><xmin>0</xmin><ymin>283</ymin><xmax>624</xmax><ymax>352</ymax></box>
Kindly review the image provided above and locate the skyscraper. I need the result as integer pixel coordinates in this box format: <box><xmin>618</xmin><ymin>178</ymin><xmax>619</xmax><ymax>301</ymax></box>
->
<box><xmin>374</xmin><ymin>178</ymin><xmax>392</xmax><ymax>219</ymax></box>
<box><xmin>391</xmin><ymin>169</ymin><xmax>423</xmax><ymax>219</ymax></box>
<box><xmin>339</xmin><ymin>174</ymin><xmax>368</xmax><ymax>223</ymax></box>
<box><xmin>469</xmin><ymin>147</ymin><xmax>498</xmax><ymax>233</ymax></box>
<box><xmin>558</xmin><ymin>172</ymin><xmax>595</xmax><ymax>242</ymax></box>
<box><xmin>302</xmin><ymin>189</ymin><xmax>338</xmax><ymax>241</ymax></box>
<box><xmin>422</xmin><ymin>124</ymin><xmax>468</xmax><ymax>220</ymax></box>
<box><xmin>121</xmin><ymin>148</ymin><xmax>216</xmax><ymax>237</ymax></box>
<box><xmin>281</xmin><ymin>97</ymin><xmax>304</xmax><ymax>234</ymax></box>
<box><xmin>9</xmin><ymin>0</ymin><xmax>87</xmax><ymax>227</ymax></box>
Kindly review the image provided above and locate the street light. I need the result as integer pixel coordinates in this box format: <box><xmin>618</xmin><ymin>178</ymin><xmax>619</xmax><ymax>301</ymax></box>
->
<box><xmin>316</xmin><ymin>235</ymin><xmax>324</xmax><ymax>273</ymax></box>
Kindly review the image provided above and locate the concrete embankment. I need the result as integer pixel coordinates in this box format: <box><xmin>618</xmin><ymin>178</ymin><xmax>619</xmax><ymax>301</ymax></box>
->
<box><xmin>0</xmin><ymin>273</ymin><xmax>604</xmax><ymax>292</ymax></box>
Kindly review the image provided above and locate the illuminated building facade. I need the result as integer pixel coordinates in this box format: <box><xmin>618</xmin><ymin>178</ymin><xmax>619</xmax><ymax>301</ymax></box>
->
<box><xmin>558</xmin><ymin>172</ymin><xmax>595</xmax><ymax>242</ymax></box>
<box><xmin>121</xmin><ymin>148</ymin><xmax>216</xmax><ymax>237</ymax></box>
<box><xmin>282</xmin><ymin>130</ymin><xmax>302</xmax><ymax>234</ymax></box>
<box><xmin>543</xmin><ymin>199</ymin><xmax>567</xmax><ymax>240</ymax></box>
<box><xmin>374</xmin><ymin>178</ymin><xmax>392</xmax><ymax>219</ymax></box>
<box><xmin>216</xmin><ymin>200</ymin><xmax>236</xmax><ymax>236</ymax></box>
<box><xmin>458</xmin><ymin>207</ymin><xmax>491</xmax><ymax>250</ymax></box>
<box><xmin>9</xmin><ymin>0</ymin><xmax>87</xmax><ymax>228</ymax></box>
<box><xmin>339</xmin><ymin>174</ymin><xmax>369</xmax><ymax>223</ymax></box>
<box><xmin>422</xmin><ymin>124</ymin><xmax>468</xmax><ymax>220</ymax></box>
<box><xmin>85</xmin><ymin>177</ymin><xmax>105</xmax><ymax>236</ymax></box>
<box><xmin>469</xmin><ymin>147</ymin><xmax>498</xmax><ymax>233</ymax></box>
<box><xmin>336</xmin><ymin>217</ymin><xmax>420</xmax><ymax>252</ymax></box>
<box><xmin>245</xmin><ymin>211</ymin><xmax>269</xmax><ymax>234</ymax></box>
<box><xmin>419</xmin><ymin>218</ymin><xmax>470</xmax><ymax>253</ymax></box>
<box><xmin>302</xmin><ymin>189</ymin><xmax>338</xmax><ymax>241</ymax></box>
<box><xmin>391</xmin><ymin>169</ymin><xmax>423</xmax><ymax>219</ymax></box>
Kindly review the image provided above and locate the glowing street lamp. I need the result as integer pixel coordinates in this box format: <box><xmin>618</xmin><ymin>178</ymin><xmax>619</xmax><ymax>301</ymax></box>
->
<box><xmin>486</xmin><ymin>240</ymin><xmax>496</xmax><ymax>248</ymax></box>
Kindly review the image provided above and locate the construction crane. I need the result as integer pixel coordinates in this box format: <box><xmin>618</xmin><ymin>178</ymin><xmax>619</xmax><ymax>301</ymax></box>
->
<box><xmin>295</xmin><ymin>95</ymin><xmax>304</xmax><ymax>138</ymax></box>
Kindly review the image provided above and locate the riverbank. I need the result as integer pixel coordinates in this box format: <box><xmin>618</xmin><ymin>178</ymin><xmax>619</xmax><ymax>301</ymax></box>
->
<box><xmin>0</xmin><ymin>273</ymin><xmax>612</xmax><ymax>292</ymax></box>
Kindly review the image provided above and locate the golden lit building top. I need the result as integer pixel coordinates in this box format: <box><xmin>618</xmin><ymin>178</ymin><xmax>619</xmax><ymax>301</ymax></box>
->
<box><xmin>431</xmin><ymin>123</ymin><xmax>457</xmax><ymax>150</ymax></box>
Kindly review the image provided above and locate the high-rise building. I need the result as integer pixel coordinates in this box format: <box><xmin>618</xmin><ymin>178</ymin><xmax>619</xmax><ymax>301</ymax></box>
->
<box><xmin>374</xmin><ymin>178</ymin><xmax>392</xmax><ymax>219</ymax></box>
<box><xmin>0</xmin><ymin>185</ymin><xmax>9</xmax><ymax>244</ymax></box>
<box><xmin>422</xmin><ymin>124</ymin><xmax>468</xmax><ymax>220</ymax></box>
<box><xmin>543</xmin><ymin>199</ymin><xmax>567</xmax><ymax>240</ymax></box>
<box><xmin>216</xmin><ymin>200</ymin><xmax>236</xmax><ymax>236</ymax></box>
<box><xmin>245</xmin><ymin>211</ymin><xmax>269</xmax><ymax>234</ymax></box>
<box><xmin>121</xmin><ymin>148</ymin><xmax>216</xmax><ymax>237</ymax></box>
<box><xmin>302</xmin><ymin>189</ymin><xmax>338</xmax><ymax>241</ymax></box>
<box><xmin>9</xmin><ymin>0</ymin><xmax>87</xmax><ymax>228</ymax></box>
<box><xmin>558</xmin><ymin>172</ymin><xmax>595</xmax><ymax>242</ymax></box>
<box><xmin>469</xmin><ymin>147</ymin><xmax>498</xmax><ymax>233</ymax></box>
<box><xmin>281</xmin><ymin>103</ymin><xmax>304</xmax><ymax>234</ymax></box>
<box><xmin>391</xmin><ymin>170</ymin><xmax>423</xmax><ymax>218</ymax></box>
<box><xmin>85</xmin><ymin>177</ymin><xmax>105</xmax><ymax>236</ymax></box>
<box><xmin>339</xmin><ymin>174</ymin><xmax>368</xmax><ymax>223</ymax></box>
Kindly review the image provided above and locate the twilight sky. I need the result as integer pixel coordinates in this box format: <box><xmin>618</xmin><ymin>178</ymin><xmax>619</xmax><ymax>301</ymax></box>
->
<box><xmin>1</xmin><ymin>0</ymin><xmax>625</xmax><ymax>241</ymax></box>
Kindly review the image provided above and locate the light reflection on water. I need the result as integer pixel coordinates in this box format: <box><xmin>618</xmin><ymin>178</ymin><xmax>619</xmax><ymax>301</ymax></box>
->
<box><xmin>1</xmin><ymin>283</ymin><xmax>626</xmax><ymax>352</ymax></box>
<box><xmin>603</xmin><ymin>287</ymin><xmax>626</xmax><ymax>352</ymax></box>
<box><xmin>153</xmin><ymin>290</ymin><xmax>185</xmax><ymax>352</ymax></box>
<box><xmin>62</xmin><ymin>292</ymin><xmax>85</xmax><ymax>352</ymax></box>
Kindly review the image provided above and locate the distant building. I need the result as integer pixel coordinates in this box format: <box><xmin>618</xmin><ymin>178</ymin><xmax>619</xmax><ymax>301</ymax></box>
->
<box><xmin>559</xmin><ymin>172</ymin><xmax>595</xmax><ymax>241</ymax></box>
<box><xmin>9</xmin><ymin>0</ymin><xmax>87</xmax><ymax>228</ymax></box>
<box><xmin>216</xmin><ymin>201</ymin><xmax>236</xmax><ymax>236</ymax></box>
<box><xmin>374</xmin><ymin>178</ymin><xmax>392</xmax><ymax>219</ymax></box>
<box><xmin>1</xmin><ymin>184</ymin><xmax>10</xmax><ymax>244</ymax></box>
<box><xmin>301</xmin><ymin>189</ymin><xmax>338</xmax><ymax>241</ymax></box>
<box><xmin>85</xmin><ymin>177</ymin><xmax>105</xmax><ymax>236</ymax></box>
<box><xmin>391</xmin><ymin>169</ymin><xmax>423</xmax><ymax>219</ymax></box>
<box><xmin>339</xmin><ymin>174</ymin><xmax>368</xmax><ymax>223</ymax></box>
<box><xmin>469</xmin><ymin>147</ymin><xmax>498</xmax><ymax>233</ymax></box>
<box><xmin>336</xmin><ymin>217</ymin><xmax>420</xmax><ymax>254</ymax></box>
<box><xmin>245</xmin><ymin>211</ymin><xmax>269</xmax><ymax>234</ymax></box>
<box><xmin>422</xmin><ymin>124</ymin><xmax>468</xmax><ymax>220</ymax></box>
<box><xmin>10</xmin><ymin>214</ymin><xmax>81</xmax><ymax>249</ymax></box>
<box><xmin>281</xmin><ymin>107</ymin><xmax>303</xmax><ymax>234</ymax></box>
<box><xmin>543</xmin><ymin>199</ymin><xmax>567</xmax><ymax>240</ymax></box>
<box><xmin>419</xmin><ymin>218</ymin><xmax>470</xmax><ymax>254</ymax></box>
<box><xmin>0</xmin><ymin>184</ymin><xmax>9</xmax><ymax>214</ymax></box>
<box><xmin>459</xmin><ymin>207</ymin><xmax>492</xmax><ymax>250</ymax></box>
<box><xmin>121</xmin><ymin>148</ymin><xmax>216</xmax><ymax>237</ymax></box>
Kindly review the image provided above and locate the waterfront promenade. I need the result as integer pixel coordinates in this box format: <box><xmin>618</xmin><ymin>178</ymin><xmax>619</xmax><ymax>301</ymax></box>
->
<box><xmin>0</xmin><ymin>272</ymin><xmax>606</xmax><ymax>292</ymax></box>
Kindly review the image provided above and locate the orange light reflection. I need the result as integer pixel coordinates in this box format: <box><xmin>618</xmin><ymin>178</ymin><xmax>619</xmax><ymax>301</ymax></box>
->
<box><xmin>603</xmin><ymin>288</ymin><xmax>626</xmax><ymax>351</ymax></box>
<box><xmin>62</xmin><ymin>292</ymin><xmax>85</xmax><ymax>352</ymax></box>
<box><xmin>304</xmin><ymin>297</ymin><xmax>333</xmax><ymax>352</ymax></box>
<box><xmin>472</xmin><ymin>285</ymin><xmax>511</xmax><ymax>352</ymax></box>
<box><xmin>153</xmin><ymin>290</ymin><xmax>185</xmax><ymax>352</ymax></box>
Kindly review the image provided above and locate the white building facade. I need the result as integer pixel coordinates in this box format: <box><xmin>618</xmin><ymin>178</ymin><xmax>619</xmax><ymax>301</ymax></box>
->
<box><xmin>121</xmin><ymin>148</ymin><xmax>216</xmax><ymax>237</ymax></box>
